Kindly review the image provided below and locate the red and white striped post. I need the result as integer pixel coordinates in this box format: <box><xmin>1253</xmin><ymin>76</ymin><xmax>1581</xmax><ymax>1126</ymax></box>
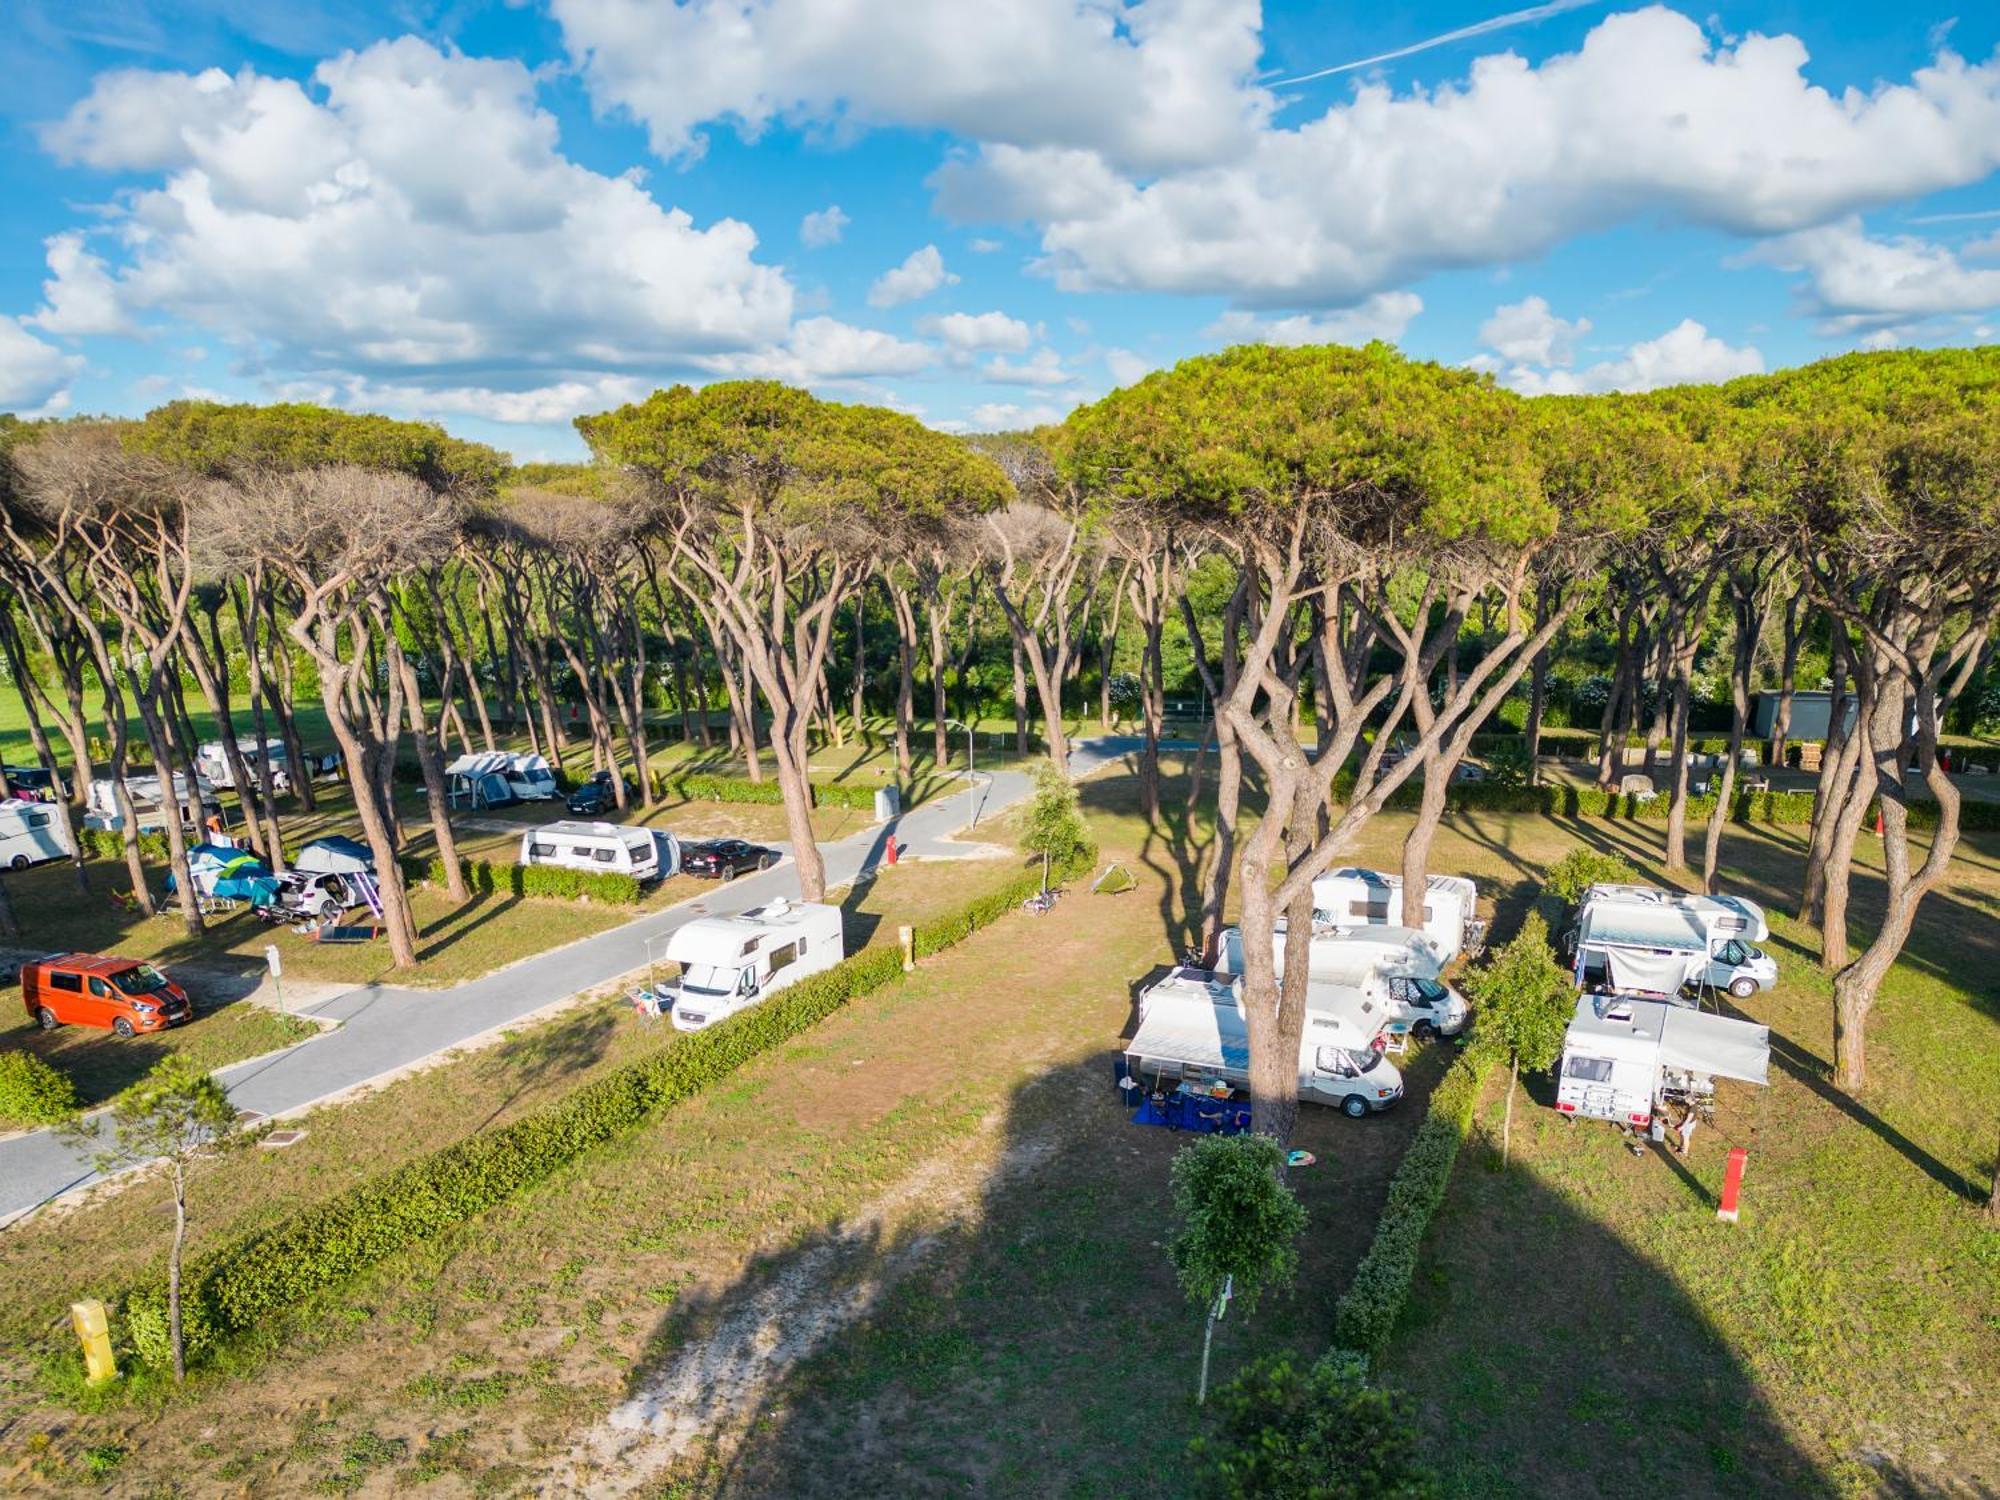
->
<box><xmin>1717</xmin><ymin>1146</ymin><xmax>1748</xmax><ymax>1224</ymax></box>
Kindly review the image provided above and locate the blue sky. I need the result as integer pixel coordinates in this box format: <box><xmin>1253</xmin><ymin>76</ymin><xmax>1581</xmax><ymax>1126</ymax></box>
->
<box><xmin>2</xmin><ymin>0</ymin><xmax>1997</xmax><ymax>462</ymax></box>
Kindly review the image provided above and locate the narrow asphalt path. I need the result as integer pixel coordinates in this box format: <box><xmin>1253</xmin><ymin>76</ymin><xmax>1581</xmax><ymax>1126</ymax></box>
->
<box><xmin>0</xmin><ymin>737</ymin><xmax>1157</xmax><ymax>1226</ymax></box>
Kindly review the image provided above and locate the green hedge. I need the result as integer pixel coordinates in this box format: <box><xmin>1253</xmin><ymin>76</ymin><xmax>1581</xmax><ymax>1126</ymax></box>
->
<box><xmin>77</xmin><ymin>826</ymin><xmax>170</xmax><ymax>862</ymax></box>
<box><xmin>1331</xmin><ymin>1042</ymin><xmax>1500</xmax><ymax>1360</ymax></box>
<box><xmin>0</xmin><ymin>1051</ymin><xmax>79</xmax><ymax>1128</ymax></box>
<box><xmin>654</xmin><ymin>771</ymin><xmax>882</xmax><ymax>812</ymax></box>
<box><xmin>121</xmin><ymin>841</ymin><xmax>1094</xmax><ymax>1371</ymax></box>
<box><xmin>419</xmin><ymin>855</ymin><xmax>642</xmax><ymax>906</ymax></box>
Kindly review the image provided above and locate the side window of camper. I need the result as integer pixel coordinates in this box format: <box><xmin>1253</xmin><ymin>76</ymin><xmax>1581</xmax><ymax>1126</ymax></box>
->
<box><xmin>1565</xmin><ymin>1055</ymin><xmax>1614</xmax><ymax>1083</ymax></box>
<box><xmin>529</xmin><ymin>842</ymin><xmax>555</xmax><ymax>858</ymax></box>
<box><xmin>27</xmin><ymin>811</ymin><xmax>49</xmax><ymax>828</ymax></box>
<box><xmin>592</xmin><ymin>848</ymin><xmax>616</xmax><ymax>864</ymax></box>
<box><xmin>768</xmin><ymin>941</ymin><xmax>799</xmax><ymax>976</ymax></box>
<box><xmin>49</xmin><ymin>970</ymin><xmax>82</xmax><ymax>993</ymax></box>
<box><xmin>1421</xmin><ymin>903</ymin><xmax>1436</xmax><ymax>925</ymax></box>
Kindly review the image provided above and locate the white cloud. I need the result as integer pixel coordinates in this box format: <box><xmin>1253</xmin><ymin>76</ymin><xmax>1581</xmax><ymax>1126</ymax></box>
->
<box><xmin>29</xmin><ymin>233</ymin><xmax>134</xmax><ymax>336</ymax></box>
<box><xmin>1105</xmin><ymin>348</ymin><xmax>1155</xmax><ymax>387</ymax></box>
<box><xmin>969</xmin><ymin>237</ymin><xmax>1003</xmax><ymax>253</ymax></box>
<box><xmin>1477</xmin><ymin>295</ymin><xmax>1589</xmax><ymax>366</ymax></box>
<box><xmin>964</xmin><ymin>399</ymin><xmax>1071</xmax><ymax>431</ymax></box>
<box><xmin>800</xmin><ymin>203</ymin><xmax>848</xmax><ymax>247</ymax></box>
<box><xmin>36</xmin><ymin>40</ymin><xmax>795</xmax><ymax>380</ymax></box>
<box><xmin>1749</xmin><ymin>217</ymin><xmax>2000</xmax><ymax>333</ymax></box>
<box><xmin>933</xmin><ymin>9</ymin><xmax>2000</xmax><ymax>305</ymax></box>
<box><xmin>550</xmin><ymin>0</ymin><xmax>1270</xmax><ymax>173</ymax></box>
<box><xmin>319</xmin><ymin>374</ymin><xmax>655</xmax><ymax>426</ymax></box>
<box><xmin>867</xmin><ymin>244</ymin><xmax>957</xmax><ymax>308</ymax></box>
<box><xmin>918</xmin><ymin>309</ymin><xmax>1033</xmax><ymax>353</ymax></box>
<box><xmin>1498</xmin><ymin>318</ymin><xmax>1764</xmax><ymax>394</ymax></box>
<box><xmin>697</xmin><ymin>315</ymin><xmax>932</xmax><ymax>382</ymax></box>
<box><xmin>0</xmin><ymin>317</ymin><xmax>84</xmax><ymax>415</ymax></box>
<box><xmin>980</xmin><ymin>348</ymin><xmax>1072</xmax><ymax>386</ymax></box>
<box><xmin>1205</xmin><ymin>292</ymin><xmax>1423</xmax><ymax>346</ymax></box>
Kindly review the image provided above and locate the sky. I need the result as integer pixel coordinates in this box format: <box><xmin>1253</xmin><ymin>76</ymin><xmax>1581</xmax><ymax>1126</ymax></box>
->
<box><xmin>1</xmin><ymin>0</ymin><xmax>1997</xmax><ymax>463</ymax></box>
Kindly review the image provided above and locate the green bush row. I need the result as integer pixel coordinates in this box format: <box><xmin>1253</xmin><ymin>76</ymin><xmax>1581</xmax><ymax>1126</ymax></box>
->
<box><xmin>76</xmin><ymin>826</ymin><xmax>171</xmax><ymax>862</ymax></box>
<box><xmin>1331</xmin><ymin>1042</ymin><xmax>1500</xmax><ymax>1360</ymax></box>
<box><xmin>418</xmin><ymin>854</ymin><xmax>643</xmax><ymax>906</ymax></box>
<box><xmin>121</xmin><ymin>842</ymin><xmax>1094</xmax><ymax>1370</ymax></box>
<box><xmin>654</xmin><ymin>771</ymin><xmax>882</xmax><ymax>811</ymax></box>
<box><xmin>0</xmin><ymin>1050</ymin><xmax>79</xmax><ymax>1128</ymax></box>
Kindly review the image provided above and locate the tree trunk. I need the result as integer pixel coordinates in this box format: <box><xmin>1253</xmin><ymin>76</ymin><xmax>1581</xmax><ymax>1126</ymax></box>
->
<box><xmin>1525</xmin><ymin>596</ymin><xmax>1551</xmax><ymax>784</ymax></box>
<box><xmin>390</xmin><ymin>632</ymin><xmax>467</xmax><ymax>903</ymax></box>
<box><xmin>1401</xmin><ymin>750</ymin><xmax>1450</xmax><ymax>902</ymax></box>
<box><xmin>770</xmin><ymin>710</ymin><xmax>828</xmax><ymax>902</ymax></box>
<box><xmin>1770</xmin><ymin>590</ymin><xmax>1806</xmax><ymax>768</ymax></box>
<box><xmin>1594</xmin><ymin>617</ymin><xmax>1633</xmax><ymax>787</ymax></box>
<box><xmin>132</xmin><ymin>688</ymin><xmax>204</xmax><ymax>940</ymax></box>
<box><xmin>230</xmin><ymin>580</ymin><xmax>288</xmax><ymax>869</ymax></box>
<box><xmin>169</xmin><ymin>1161</ymin><xmax>187</xmax><ymax>1384</ymax></box>
<box><xmin>850</xmin><ymin>591</ymin><xmax>868</xmax><ymax>737</ymax></box>
<box><xmin>887</xmin><ymin>581</ymin><xmax>917</xmax><ymax>781</ymax></box>
<box><xmin>1197</xmin><ymin>1303</ymin><xmax>1218</xmax><ymax>1406</ymax></box>
<box><xmin>1800</xmin><ymin>629</ymin><xmax>1854</xmax><ymax>924</ymax></box>
<box><xmin>1503</xmin><ymin>1054</ymin><xmax>1518</xmax><ymax>1166</ymax></box>
<box><xmin>1011</xmin><ymin>642</ymin><xmax>1029</xmax><ymax>754</ymax></box>
<box><xmin>1663</xmin><ymin>649</ymin><xmax>1696</xmax><ymax>872</ymax></box>
<box><xmin>316</xmin><ymin>654</ymin><xmax>419</xmax><ymax>966</ymax></box>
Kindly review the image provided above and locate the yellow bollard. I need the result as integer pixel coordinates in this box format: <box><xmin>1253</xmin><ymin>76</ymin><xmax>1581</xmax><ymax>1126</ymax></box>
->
<box><xmin>898</xmin><ymin>924</ymin><xmax>915</xmax><ymax>973</ymax></box>
<box><xmin>70</xmin><ymin>1299</ymin><xmax>118</xmax><ymax>1385</ymax></box>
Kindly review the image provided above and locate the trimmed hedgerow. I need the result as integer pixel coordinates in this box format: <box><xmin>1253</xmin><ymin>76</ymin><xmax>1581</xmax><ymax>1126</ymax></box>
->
<box><xmin>77</xmin><ymin>826</ymin><xmax>170</xmax><ymax>862</ymax></box>
<box><xmin>120</xmin><ymin>842</ymin><xmax>1093</xmax><ymax>1370</ymax></box>
<box><xmin>0</xmin><ymin>1050</ymin><xmax>79</xmax><ymax>1128</ymax></box>
<box><xmin>1331</xmin><ymin>1041</ymin><xmax>1500</xmax><ymax>1360</ymax></box>
<box><xmin>421</xmin><ymin>855</ymin><xmax>642</xmax><ymax>906</ymax></box>
<box><xmin>654</xmin><ymin>772</ymin><xmax>882</xmax><ymax>812</ymax></box>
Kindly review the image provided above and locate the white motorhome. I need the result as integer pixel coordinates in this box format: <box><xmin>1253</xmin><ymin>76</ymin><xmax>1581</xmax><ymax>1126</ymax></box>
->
<box><xmin>1556</xmin><ymin>993</ymin><xmax>1770</xmax><ymax>1129</ymax></box>
<box><xmin>85</xmin><ymin>772</ymin><xmax>221</xmax><ymax>833</ymax></box>
<box><xmin>1579</xmin><ymin>883</ymin><xmax>1769</xmax><ymax>943</ymax></box>
<box><xmin>519</xmin><ymin>821</ymin><xmax>673</xmax><ymax>883</ymax></box>
<box><xmin>0</xmin><ymin>799</ymin><xmax>68</xmax><ymax>869</ymax></box>
<box><xmin>1214</xmin><ymin>923</ymin><xmax>1467</xmax><ymax>1037</ymax></box>
<box><xmin>1571</xmin><ymin>899</ymin><xmax>1777</xmax><ymax>1001</ymax></box>
<box><xmin>1122</xmin><ymin>966</ymin><xmax>1405</xmax><ymax>1118</ymax></box>
<box><xmin>1309</xmin><ymin>868</ymin><xmax>1480</xmax><ymax>961</ymax></box>
<box><xmin>195</xmin><ymin>738</ymin><xmax>291</xmax><ymax>793</ymax></box>
<box><xmin>663</xmin><ymin>899</ymin><xmax>844</xmax><ymax>1032</ymax></box>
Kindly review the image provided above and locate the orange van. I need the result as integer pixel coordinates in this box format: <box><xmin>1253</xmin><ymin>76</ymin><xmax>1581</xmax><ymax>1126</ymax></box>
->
<box><xmin>21</xmin><ymin>953</ymin><xmax>193</xmax><ymax>1037</ymax></box>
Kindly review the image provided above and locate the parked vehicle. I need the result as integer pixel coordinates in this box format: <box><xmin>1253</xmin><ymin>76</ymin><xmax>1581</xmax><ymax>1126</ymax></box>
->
<box><xmin>1121</xmin><ymin>966</ymin><xmax>1404</xmax><ymax>1118</ymax></box>
<box><xmin>1577</xmin><ymin>883</ymin><xmax>1769</xmax><ymax>942</ymax></box>
<box><xmin>259</xmin><ymin>836</ymin><xmax>383</xmax><ymax>923</ymax></box>
<box><xmin>1555</xmin><ymin>992</ymin><xmax>1769</xmax><ymax>1127</ymax></box>
<box><xmin>20</xmin><ymin>953</ymin><xmax>192</xmax><ymax>1036</ymax></box>
<box><xmin>443</xmin><ymin>752</ymin><xmax>559</xmax><ymax>810</ymax></box>
<box><xmin>1309</xmin><ymin>868</ymin><xmax>1481</xmax><ymax>961</ymax></box>
<box><xmin>519</xmin><ymin>820</ymin><xmax>672</xmax><ymax>882</ymax></box>
<box><xmin>1</xmin><ymin>764</ymin><xmax>68</xmax><ymax>803</ymax></box>
<box><xmin>1568</xmin><ymin>898</ymin><xmax>1777</xmax><ymax>1000</ymax></box>
<box><xmin>681</xmin><ymin>838</ymin><xmax>780</xmax><ymax>881</ymax></box>
<box><xmin>194</xmin><ymin>738</ymin><xmax>291</xmax><ymax>793</ymax></box>
<box><xmin>661</xmin><ymin>899</ymin><xmax>844</xmax><ymax>1031</ymax></box>
<box><xmin>565</xmin><ymin>771</ymin><xmax>635</xmax><ymax>816</ymax></box>
<box><xmin>85</xmin><ymin>772</ymin><xmax>223</xmax><ymax>834</ymax></box>
<box><xmin>1213</xmin><ymin>922</ymin><xmax>1467</xmax><ymax>1038</ymax></box>
<box><xmin>0</xmin><ymin>799</ymin><xmax>69</xmax><ymax>870</ymax></box>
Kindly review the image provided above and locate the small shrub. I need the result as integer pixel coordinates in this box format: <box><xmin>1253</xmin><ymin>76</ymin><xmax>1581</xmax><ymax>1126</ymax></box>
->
<box><xmin>1189</xmin><ymin>1350</ymin><xmax>1436</xmax><ymax>1500</ymax></box>
<box><xmin>1544</xmin><ymin>848</ymin><xmax>1642</xmax><ymax>905</ymax></box>
<box><xmin>0</xmin><ymin>1050</ymin><xmax>79</xmax><ymax>1127</ymax></box>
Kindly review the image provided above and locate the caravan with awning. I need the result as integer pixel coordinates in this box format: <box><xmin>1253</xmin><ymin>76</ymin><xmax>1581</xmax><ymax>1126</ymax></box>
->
<box><xmin>1571</xmin><ymin>897</ymin><xmax>1776</xmax><ymax>1001</ymax></box>
<box><xmin>1556</xmin><ymin>993</ymin><xmax>1770</xmax><ymax>1128</ymax></box>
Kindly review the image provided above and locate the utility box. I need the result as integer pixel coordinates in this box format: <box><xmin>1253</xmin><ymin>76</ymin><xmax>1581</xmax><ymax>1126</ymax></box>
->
<box><xmin>71</xmin><ymin>1299</ymin><xmax>117</xmax><ymax>1385</ymax></box>
<box><xmin>874</xmin><ymin>786</ymin><xmax>901</xmax><ymax>821</ymax></box>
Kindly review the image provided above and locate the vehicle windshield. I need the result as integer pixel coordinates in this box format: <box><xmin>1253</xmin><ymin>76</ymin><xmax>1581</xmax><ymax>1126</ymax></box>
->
<box><xmin>679</xmin><ymin>963</ymin><xmax>736</xmax><ymax>996</ymax></box>
<box><xmin>1347</xmin><ymin>1045</ymin><xmax>1384</xmax><ymax>1074</ymax></box>
<box><xmin>1411</xmin><ymin>978</ymin><xmax>1450</xmax><ymax>1003</ymax></box>
<box><xmin>112</xmin><ymin>965</ymin><xmax>171</xmax><ymax>996</ymax></box>
<box><xmin>525</xmin><ymin>769</ymin><xmax>554</xmax><ymax>786</ymax></box>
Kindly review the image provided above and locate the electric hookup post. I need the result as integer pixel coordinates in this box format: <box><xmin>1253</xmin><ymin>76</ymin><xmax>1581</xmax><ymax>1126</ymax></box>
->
<box><xmin>1718</xmin><ymin>1146</ymin><xmax>1748</xmax><ymax>1224</ymax></box>
<box><xmin>265</xmin><ymin>943</ymin><xmax>286</xmax><ymax>1015</ymax></box>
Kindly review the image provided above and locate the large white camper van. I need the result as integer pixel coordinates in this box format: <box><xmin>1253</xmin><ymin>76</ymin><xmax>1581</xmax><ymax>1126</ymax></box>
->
<box><xmin>0</xmin><ymin>800</ymin><xmax>68</xmax><ymax>869</ymax></box>
<box><xmin>1570</xmin><ymin>896</ymin><xmax>1776</xmax><ymax>1000</ymax></box>
<box><xmin>1121</xmin><ymin>967</ymin><xmax>1404</xmax><ymax>1117</ymax></box>
<box><xmin>663</xmin><ymin>899</ymin><xmax>844</xmax><ymax>1032</ymax></box>
<box><xmin>85</xmin><ymin>772</ymin><xmax>221</xmax><ymax>834</ymax></box>
<box><xmin>1578</xmin><ymin>883</ymin><xmax>1769</xmax><ymax>943</ymax></box>
<box><xmin>1555</xmin><ymin>992</ymin><xmax>1769</xmax><ymax>1128</ymax></box>
<box><xmin>1308</xmin><ymin>868</ymin><xmax>1480</xmax><ymax>960</ymax></box>
<box><xmin>519</xmin><ymin>821</ymin><xmax>672</xmax><ymax>883</ymax></box>
<box><xmin>1214</xmin><ymin>922</ymin><xmax>1467</xmax><ymax>1037</ymax></box>
<box><xmin>195</xmin><ymin>738</ymin><xmax>290</xmax><ymax>793</ymax></box>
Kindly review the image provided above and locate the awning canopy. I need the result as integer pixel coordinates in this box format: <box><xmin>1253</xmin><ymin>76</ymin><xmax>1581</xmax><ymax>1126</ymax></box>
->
<box><xmin>1604</xmin><ymin>945</ymin><xmax>1695</xmax><ymax>995</ymax></box>
<box><xmin>1126</xmin><ymin>1004</ymin><xmax>1248</xmax><ymax>1076</ymax></box>
<box><xmin>1659</xmin><ymin>1007</ymin><xmax>1770</xmax><ymax>1086</ymax></box>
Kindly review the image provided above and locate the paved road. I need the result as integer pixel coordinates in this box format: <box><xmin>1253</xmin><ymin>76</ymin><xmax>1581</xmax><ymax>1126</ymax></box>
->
<box><xmin>0</xmin><ymin>738</ymin><xmax>1154</xmax><ymax>1225</ymax></box>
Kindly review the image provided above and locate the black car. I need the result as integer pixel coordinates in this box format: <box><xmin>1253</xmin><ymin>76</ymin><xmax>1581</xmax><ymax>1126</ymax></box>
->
<box><xmin>682</xmin><ymin>838</ymin><xmax>780</xmax><ymax>880</ymax></box>
<box><xmin>565</xmin><ymin>770</ymin><xmax>638</xmax><ymax>815</ymax></box>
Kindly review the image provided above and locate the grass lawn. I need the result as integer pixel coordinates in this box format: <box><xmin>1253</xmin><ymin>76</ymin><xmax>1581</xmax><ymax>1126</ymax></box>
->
<box><xmin>2</xmin><ymin>756</ymin><xmax>1992</xmax><ymax>1496</ymax></box>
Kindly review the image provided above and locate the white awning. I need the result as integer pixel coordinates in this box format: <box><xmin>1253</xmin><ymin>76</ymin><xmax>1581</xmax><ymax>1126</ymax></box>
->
<box><xmin>1605</xmin><ymin>946</ymin><xmax>1695</xmax><ymax>995</ymax></box>
<box><xmin>1126</xmin><ymin>1005</ymin><xmax>1248</xmax><ymax>1075</ymax></box>
<box><xmin>1659</xmin><ymin>1008</ymin><xmax>1770</xmax><ymax>1086</ymax></box>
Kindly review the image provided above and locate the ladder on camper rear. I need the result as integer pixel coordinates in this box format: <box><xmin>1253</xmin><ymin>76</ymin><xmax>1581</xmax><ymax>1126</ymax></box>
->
<box><xmin>350</xmin><ymin>871</ymin><xmax>386</xmax><ymax>921</ymax></box>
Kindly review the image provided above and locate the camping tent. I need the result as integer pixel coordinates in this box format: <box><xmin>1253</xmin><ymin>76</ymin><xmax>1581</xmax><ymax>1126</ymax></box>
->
<box><xmin>445</xmin><ymin>751</ymin><xmax>517</xmax><ymax>810</ymax></box>
<box><xmin>296</xmin><ymin>836</ymin><xmax>374</xmax><ymax>875</ymax></box>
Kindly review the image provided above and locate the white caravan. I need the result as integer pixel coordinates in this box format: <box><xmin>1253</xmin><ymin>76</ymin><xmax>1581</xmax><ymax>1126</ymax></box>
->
<box><xmin>1571</xmin><ymin>900</ymin><xmax>1777</xmax><ymax>1001</ymax></box>
<box><xmin>663</xmin><ymin>899</ymin><xmax>844</xmax><ymax>1032</ymax></box>
<box><xmin>1309</xmin><ymin>868</ymin><xmax>1479</xmax><ymax>961</ymax></box>
<box><xmin>195</xmin><ymin>738</ymin><xmax>291</xmax><ymax>793</ymax></box>
<box><xmin>1556</xmin><ymin>993</ymin><xmax>1770</xmax><ymax>1128</ymax></box>
<box><xmin>1122</xmin><ymin>966</ymin><xmax>1405</xmax><ymax>1118</ymax></box>
<box><xmin>1214</xmin><ymin>923</ymin><xmax>1468</xmax><ymax>1037</ymax></box>
<box><xmin>85</xmin><ymin>772</ymin><xmax>221</xmax><ymax>833</ymax></box>
<box><xmin>0</xmin><ymin>799</ymin><xmax>68</xmax><ymax>869</ymax></box>
<box><xmin>519</xmin><ymin>821</ymin><xmax>673</xmax><ymax>883</ymax></box>
<box><xmin>1578</xmin><ymin>883</ymin><xmax>1769</xmax><ymax>943</ymax></box>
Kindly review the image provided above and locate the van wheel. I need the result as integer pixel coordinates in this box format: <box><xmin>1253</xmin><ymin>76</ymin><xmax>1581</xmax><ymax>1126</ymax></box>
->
<box><xmin>113</xmin><ymin>1017</ymin><xmax>136</xmax><ymax>1039</ymax></box>
<box><xmin>8</xmin><ymin>855</ymin><xmax>26</xmax><ymax>871</ymax></box>
<box><xmin>1729</xmin><ymin>977</ymin><xmax>1757</xmax><ymax>999</ymax></box>
<box><xmin>1413</xmin><ymin>1021</ymin><xmax>1436</xmax><ymax>1041</ymax></box>
<box><xmin>1342</xmin><ymin>1095</ymin><xmax>1369</xmax><ymax>1119</ymax></box>
<box><xmin>36</xmin><ymin>1006</ymin><xmax>59</xmax><ymax>1030</ymax></box>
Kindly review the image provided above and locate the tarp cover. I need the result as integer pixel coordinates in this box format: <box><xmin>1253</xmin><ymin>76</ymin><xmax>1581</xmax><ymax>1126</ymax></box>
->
<box><xmin>1605</xmin><ymin>945</ymin><xmax>1696</xmax><ymax>995</ymax></box>
<box><xmin>1659</xmin><ymin>1007</ymin><xmax>1769</xmax><ymax>1085</ymax></box>
<box><xmin>296</xmin><ymin>836</ymin><xmax>374</xmax><ymax>874</ymax></box>
<box><xmin>1125</xmin><ymin>1002</ymin><xmax>1249</xmax><ymax>1076</ymax></box>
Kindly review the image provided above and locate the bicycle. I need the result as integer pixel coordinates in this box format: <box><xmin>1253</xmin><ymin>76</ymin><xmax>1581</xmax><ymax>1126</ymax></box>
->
<box><xmin>1021</xmin><ymin>886</ymin><xmax>1063</xmax><ymax>914</ymax></box>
